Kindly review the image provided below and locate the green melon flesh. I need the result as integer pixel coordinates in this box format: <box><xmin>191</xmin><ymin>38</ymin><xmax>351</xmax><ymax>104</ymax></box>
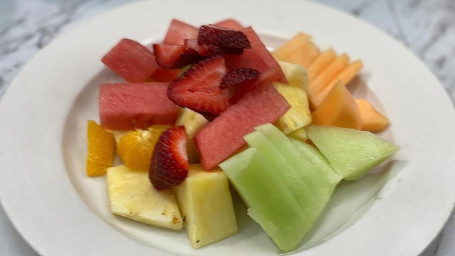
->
<box><xmin>252</xmin><ymin>125</ymin><xmax>341</xmax><ymax>222</ymax></box>
<box><xmin>222</xmin><ymin>124</ymin><xmax>342</xmax><ymax>252</ymax></box>
<box><xmin>244</xmin><ymin>129</ymin><xmax>340</xmax><ymax>222</ymax></box>
<box><xmin>244</xmin><ymin>131</ymin><xmax>317</xmax><ymax>216</ymax></box>
<box><xmin>219</xmin><ymin>148</ymin><xmax>307</xmax><ymax>252</ymax></box>
<box><xmin>305</xmin><ymin>125</ymin><xmax>399</xmax><ymax>180</ymax></box>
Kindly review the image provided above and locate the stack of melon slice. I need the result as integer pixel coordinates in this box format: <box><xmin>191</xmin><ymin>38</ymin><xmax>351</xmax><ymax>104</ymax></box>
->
<box><xmin>220</xmin><ymin>124</ymin><xmax>398</xmax><ymax>252</ymax></box>
<box><xmin>273</xmin><ymin>33</ymin><xmax>388</xmax><ymax>132</ymax></box>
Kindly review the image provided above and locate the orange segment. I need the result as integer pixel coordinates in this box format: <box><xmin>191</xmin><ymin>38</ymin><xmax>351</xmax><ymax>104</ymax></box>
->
<box><xmin>307</xmin><ymin>48</ymin><xmax>336</xmax><ymax>82</ymax></box>
<box><xmin>86</xmin><ymin>120</ymin><xmax>116</xmax><ymax>177</ymax></box>
<box><xmin>355</xmin><ymin>99</ymin><xmax>389</xmax><ymax>132</ymax></box>
<box><xmin>117</xmin><ymin>125</ymin><xmax>170</xmax><ymax>171</ymax></box>
<box><xmin>311</xmin><ymin>81</ymin><xmax>361</xmax><ymax>130</ymax></box>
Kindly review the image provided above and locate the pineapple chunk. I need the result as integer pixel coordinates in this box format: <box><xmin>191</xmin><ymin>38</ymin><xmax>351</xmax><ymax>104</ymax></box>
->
<box><xmin>174</xmin><ymin>164</ymin><xmax>238</xmax><ymax>248</ymax></box>
<box><xmin>288</xmin><ymin>127</ymin><xmax>309</xmax><ymax>141</ymax></box>
<box><xmin>277</xmin><ymin>61</ymin><xmax>309</xmax><ymax>92</ymax></box>
<box><xmin>273</xmin><ymin>82</ymin><xmax>312</xmax><ymax>134</ymax></box>
<box><xmin>106</xmin><ymin>165</ymin><xmax>183</xmax><ymax>230</ymax></box>
<box><xmin>176</xmin><ymin>108</ymin><xmax>209</xmax><ymax>164</ymax></box>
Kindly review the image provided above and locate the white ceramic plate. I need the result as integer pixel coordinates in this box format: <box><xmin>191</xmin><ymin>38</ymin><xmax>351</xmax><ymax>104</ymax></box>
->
<box><xmin>1</xmin><ymin>1</ymin><xmax>455</xmax><ymax>255</ymax></box>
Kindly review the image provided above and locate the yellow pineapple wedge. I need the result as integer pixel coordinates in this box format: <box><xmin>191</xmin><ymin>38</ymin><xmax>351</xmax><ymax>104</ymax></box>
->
<box><xmin>273</xmin><ymin>82</ymin><xmax>312</xmax><ymax>134</ymax></box>
<box><xmin>106</xmin><ymin>165</ymin><xmax>183</xmax><ymax>230</ymax></box>
<box><xmin>289</xmin><ymin>127</ymin><xmax>309</xmax><ymax>141</ymax></box>
<box><xmin>277</xmin><ymin>60</ymin><xmax>309</xmax><ymax>92</ymax></box>
<box><xmin>175</xmin><ymin>108</ymin><xmax>209</xmax><ymax>164</ymax></box>
<box><xmin>174</xmin><ymin>164</ymin><xmax>238</xmax><ymax>248</ymax></box>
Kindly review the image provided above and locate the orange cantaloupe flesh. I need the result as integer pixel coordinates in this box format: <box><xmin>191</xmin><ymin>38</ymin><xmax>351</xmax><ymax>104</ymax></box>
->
<box><xmin>273</xmin><ymin>32</ymin><xmax>311</xmax><ymax>59</ymax></box>
<box><xmin>313</xmin><ymin>59</ymin><xmax>363</xmax><ymax>107</ymax></box>
<box><xmin>308</xmin><ymin>54</ymin><xmax>350</xmax><ymax>108</ymax></box>
<box><xmin>307</xmin><ymin>48</ymin><xmax>336</xmax><ymax>82</ymax></box>
<box><xmin>272</xmin><ymin>33</ymin><xmax>320</xmax><ymax>67</ymax></box>
<box><xmin>311</xmin><ymin>81</ymin><xmax>361</xmax><ymax>130</ymax></box>
<box><xmin>298</xmin><ymin>42</ymin><xmax>321</xmax><ymax>67</ymax></box>
<box><xmin>355</xmin><ymin>99</ymin><xmax>389</xmax><ymax>132</ymax></box>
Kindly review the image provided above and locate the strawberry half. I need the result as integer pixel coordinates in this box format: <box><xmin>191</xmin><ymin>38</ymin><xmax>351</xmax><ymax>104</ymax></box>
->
<box><xmin>153</xmin><ymin>44</ymin><xmax>200</xmax><ymax>69</ymax></box>
<box><xmin>198</xmin><ymin>25</ymin><xmax>251</xmax><ymax>55</ymax></box>
<box><xmin>149</xmin><ymin>126</ymin><xmax>188</xmax><ymax>190</ymax></box>
<box><xmin>167</xmin><ymin>56</ymin><xmax>231</xmax><ymax>115</ymax></box>
<box><xmin>220</xmin><ymin>68</ymin><xmax>260</xmax><ymax>89</ymax></box>
<box><xmin>184</xmin><ymin>39</ymin><xmax>218</xmax><ymax>57</ymax></box>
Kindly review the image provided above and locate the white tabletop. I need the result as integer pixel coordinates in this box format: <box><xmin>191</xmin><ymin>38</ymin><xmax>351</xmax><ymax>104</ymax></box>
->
<box><xmin>0</xmin><ymin>0</ymin><xmax>454</xmax><ymax>255</ymax></box>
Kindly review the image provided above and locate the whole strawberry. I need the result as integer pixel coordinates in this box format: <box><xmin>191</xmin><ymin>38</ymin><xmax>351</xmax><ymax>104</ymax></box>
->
<box><xmin>149</xmin><ymin>126</ymin><xmax>188</xmax><ymax>190</ymax></box>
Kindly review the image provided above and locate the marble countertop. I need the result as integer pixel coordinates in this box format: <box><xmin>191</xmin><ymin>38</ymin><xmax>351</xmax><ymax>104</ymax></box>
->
<box><xmin>0</xmin><ymin>0</ymin><xmax>454</xmax><ymax>255</ymax></box>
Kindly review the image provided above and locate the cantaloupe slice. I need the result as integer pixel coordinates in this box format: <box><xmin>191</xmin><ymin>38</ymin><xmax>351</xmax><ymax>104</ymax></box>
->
<box><xmin>273</xmin><ymin>33</ymin><xmax>320</xmax><ymax>67</ymax></box>
<box><xmin>355</xmin><ymin>99</ymin><xmax>389</xmax><ymax>132</ymax></box>
<box><xmin>297</xmin><ymin>42</ymin><xmax>321</xmax><ymax>67</ymax></box>
<box><xmin>275</xmin><ymin>42</ymin><xmax>320</xmax><ymax>67</ymax></box>
<box><xmin>307</xmin><ymin>48</ymin><xmax>336</xmax><ymax>82</ymax></box>
<box><xmin>314</xmin><ymin>60</ymin><xmax>363</xmax><ymax>106</ymax></box>
<box><xmin>308</xmin><ymin>54</ymin><xmax>350</xmax><ymax>107</ymax></box>
<box><xmin>273</xmin><ymin>32</ymin><xmax>311</xmax><ymax>59</ymax></box>
<box><xmin>311</xmin><ymin>81</ymin><xmax>361</xmax><ymax>130</ymax></box>
<box><xmin>327</xmin><ymin>59</ymin><xmax>363</xmax><ymax>87</ymax></box>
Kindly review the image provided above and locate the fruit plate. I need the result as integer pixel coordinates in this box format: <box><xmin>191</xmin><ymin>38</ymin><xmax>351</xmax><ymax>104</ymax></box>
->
<box><xmin>1</xmin><ymin>1</ymin><xmax>455</xmax><ymax>255</ymax></box>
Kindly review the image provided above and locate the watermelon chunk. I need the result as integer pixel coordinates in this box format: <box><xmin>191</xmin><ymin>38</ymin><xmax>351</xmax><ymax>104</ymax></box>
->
<box><xmin>163</xmin><ymin>19</ymin><xmax>199</xmax><ymax>45</ymax></box>
<box><xmin>230</xmin><ymin>68</ymin><xmax>284</xmax><ymax>103</ymax></box>
<box><xmin>150</xmin><ymin>68</ymin><xmax>180</xmax><ymax>82</ymax></box>
<box><xmin>224</xmin><ymin>27</ymin><xmax>287</xmax><ymax>85</ymax></box>
<box><xmin>102</xmin><ymin>39</ymin><xmax>159</xmax><ymax>83</ymax></box>
<box><xmin>194</xmin><ymin>84</ymin><xmax>290</xmax><ymax>169</ymax></box>
<box><xmin>99</xmin><ymin>83</ymin><xmax>179</xmax><ymax>130</ymax></box>
<box><xmin>214</xmin><ymin>19</ymin><xmax>244</xmax><ymax>30</ymax></box>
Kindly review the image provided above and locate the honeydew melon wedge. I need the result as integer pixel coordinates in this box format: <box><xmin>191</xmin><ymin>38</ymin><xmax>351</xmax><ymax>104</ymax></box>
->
<box><xmin>306</xmin><ymin>125</ymin><xmax>399</xmax><ymax>180</ymax></box>
<box><xmin>220</xmin><ymin>148</ymin><xmax>307</xmax><ymax>252</ymax></box>
<box><xmin>243</xmin><ymin>131</ymin><xmax>318</xmax><ymax>221</ymax></box>
<box><xmin>221</xmin><ymin>124</ymin><xmax>398</xmax><ymax>252</ymax></box>
<box><xmin>252</xmin><ymin>125</ymin><xmax>341</xmax><ymax>218</ymax></box>
<box><xmin>222</xmin><ymin>124</ymin><xmax>342</xmax><ymax>252</ymax></box>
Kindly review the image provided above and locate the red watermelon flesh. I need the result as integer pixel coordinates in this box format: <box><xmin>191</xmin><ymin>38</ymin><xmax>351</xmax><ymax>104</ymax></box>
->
<box><xmin>151</xmin><ymin>68</ymin><xmax>180</xmax><ymax>82</ymax></box>
<box><xmin>163</xmin><ymin>19</ymin><xmax>199</xmax><ymax>45</ymax></box>
<box><xmin>194</xmin><ymin>84</ymin><xmax>290</xmax><ymax>169</ymax></box>
<box><xmin>230</xmin><ymin>68</ymin><xmax>283</xmax><ymax>103</ymax></box>
<box><xmin>214</xmin><ymin>19</ymin><xmax>244</xmax><ymax>30</ymax></box>
<box><xmin>102</xmin><ymin>39</ymin><xmax>159</xmax><ymax>83</ymax></box>
<box><xmin>224</xmin><ymin>27</ymin><xmax>287</xmax><ymax>84</ymax></box>
<box><xmin>99</xmin><ymin>83</ymin><xmax>179</xmax><ymax>130</ymax></box>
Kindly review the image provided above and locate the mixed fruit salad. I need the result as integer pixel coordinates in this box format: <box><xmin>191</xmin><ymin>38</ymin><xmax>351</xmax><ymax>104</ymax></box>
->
<box><xmin>85</xmin><ymin>18</ymin><xmax>398</xmax><ymax>252</ymax></box>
